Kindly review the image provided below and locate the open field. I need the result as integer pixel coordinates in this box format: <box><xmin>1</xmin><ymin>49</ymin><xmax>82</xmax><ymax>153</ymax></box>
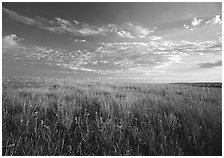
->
<box><xmin>2</xmin><ymin>78</ymin><xmax>222</xmax><ymax>156</ymax></box>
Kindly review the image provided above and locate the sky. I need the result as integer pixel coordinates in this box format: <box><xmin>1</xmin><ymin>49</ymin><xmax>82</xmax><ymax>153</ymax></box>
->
<box><xmin>2</xmin><ymin>2</ymin><xmax>222</xmax><ymax>82</ymax></box>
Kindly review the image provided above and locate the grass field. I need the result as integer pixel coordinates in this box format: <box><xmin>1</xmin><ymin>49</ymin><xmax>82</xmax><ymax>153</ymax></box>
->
<box><xmin>2</xmin><ymin>78</ymin><xmax>222</xmax><ymax>156</ymax></box>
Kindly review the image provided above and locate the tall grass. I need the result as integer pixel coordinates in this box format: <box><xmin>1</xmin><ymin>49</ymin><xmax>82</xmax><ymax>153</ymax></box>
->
<box><xmin>2</xmin><ymin>79</ymin><xmax>222</xmax><ymax>155</ymax></box>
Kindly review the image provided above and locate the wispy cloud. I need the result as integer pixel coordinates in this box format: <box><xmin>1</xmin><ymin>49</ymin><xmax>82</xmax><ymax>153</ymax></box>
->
<box><xmin>3</xmin><ymin>8</ymin><xmax>107</xmax><ymax>36</ymax></box>
<box><xmin>198</xmin><ymin>60</ymin><xmax>222</xmax><ymax>69</ymax></box>
<box><xmin>53</xmin><ymin>17</ymin><xmax>107</xmax><ymax>36</ymax></box>
<box><xmin>3</xmin><ymin>8</ymin><xmax>42</xmax><ymax>26</ymax></box>
<box><xmin>3</xmin><ymin>8</ymin><xmax>155</xmax><ymax>38</ymax></box>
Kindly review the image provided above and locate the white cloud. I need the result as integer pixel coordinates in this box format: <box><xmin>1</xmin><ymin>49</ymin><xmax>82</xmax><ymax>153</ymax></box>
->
<box><xmin>127</xmin><ymin>23</ymin><xmax>155</xmax><ymax>38</ymax></box>
<box><xmin>78</xmin><ymin>27</ymin><xmax>104</xmax><ymax>35</ymax></box>
<box><xmin>168</xmin><ymin>55</ymin><xmax>182</xmax><ymax>63</ymax></box>
<box><xmin>184</xmin><ymin>24</ymin><xmax>189</xmax><ymax>29</ymax></box>
<box><xmin>54</xmin><ymin>17</ymin><xmax>107</xmax><ymax>36</ymax></box>
<box><xmin>3</xmin><ymin>34</ymin><xmax>59</xmax><ymax>59</ymax></box>
<box><xmin>205</xmin><ymin>20</ymin><xmax>211</xmax><ymax>24</ymax></box>
<box><xmin>79</xmin><ymin>67</ymin><xmax>97</xmax><ymax>72</ymax></box>
<box><xmin>55</xmin><ymin>17</ymin><xmax>72</xmax><ymax>26</ymax></box>
<box><xmin>191</xmin><ymin>17</ymin><xmax>203</xmax><ymax>26</ymax></box>
<box><xmin>3</xmin><ymin>34</ymin><xmax>18</xmax><ymax>46</ymax></box>
<box><xmin>2</xmin><ymin>34</ymin><xmax>24</xmax><ymax>51</ymax></box>
<box><xmin>116</xmin><ymin>30</ymin><xmax>134</xmax><ymax>38</ymax></box>
<box><xmin>184</xmin><ymin>15</ymin><xmax>222</xmax><ymax>30</ymax></box>
<box><xmin>211</xmin><ymin>15</ymin><xmax>222</xmax><ymax>24</ymax></box>
<box><xmin>96</xmin><ymin>35</ymin><xmax>222</xmax><ymax>73</ymax></box>
<box><xmin>107</xmin><ymin>23</ymin><xmax>156</xmax><ymax>39</ymax></box>
<box><xmin>74</xmin><ymin>39</ymin><xmax>87</xmax><ymax>42</ymax></box>
<box><xmin>73</xmin><ymin>19</ymin><xmax>79</xmax><ymax>24</ymax></box>
<box><xmin>6</xmin><ymin>36</ymin><xmax>219</xmax><ymax>76</ymax></box>
<box><xmin>204</xmin><ymin>15</ymin><xmax>222</xmax><ymax>25</ymax></box>
<box><xmin>149</xmin><ymin>36</ymin><xmax>162</xmax><ymax>41</ymax></box>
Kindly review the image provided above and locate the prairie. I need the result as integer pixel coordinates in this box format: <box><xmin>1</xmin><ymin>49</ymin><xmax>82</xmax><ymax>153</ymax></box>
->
<box><xmin>2</xmin><ymin>78</ymin><xmax>222</xmax><ymax>156</ymax></box>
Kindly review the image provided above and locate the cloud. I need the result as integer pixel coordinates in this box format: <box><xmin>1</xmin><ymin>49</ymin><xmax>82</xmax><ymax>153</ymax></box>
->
<box><xmin>198</xmin><ymin>60</ymin><xmax>222</xmax><ymax>69</ymax></box>
<box><xmin>94</xmin><ymin>34</ymin><xmax>222</xmax><ymax>74</ymax></box>
<box><xmin>48</xmin><ymin>17</ymin><xmax>107</xmax><ymax>36</ymax></box>
<box><xmin>191</xmin><ymin>17</ymin><xmax>203</xmax><ymax>26</ymax></box>
<box><xmin>3</xmin><ymin>32</ymin><xmax>221</xmax><ymax>75</ymax></box>
<box><xmin>73</xmin><ymin>38</ymin><xmax>87</xmax><ymax>42</ymax></box>
<box><xmin>3</xmin><ymin>8</ymin><xmax>107</xmax><ymax>36</ymax></box>
<box><xmin>96</xmin><ymin>40</ymin><xmax>177</xmax><ymax>73</ymax></box>
<box><xmin>3</xmin><ymin>34</ymin><xmax>55</xmax><ymax>60</ymax></box>
<box><xmin>184</xmin><ymin>24</ymin><xmax>189</xmax><ymax>29</ymax></box>
<box><xmin>3</xmin><ymin>8</ymin><xmax>154</xmax><ymax>39</ymax></box>
<box><xmin>3</xmin><ymin>8</ymin><xmax>63</xmax><ymax>33</ymax></box>
<box><xmin>126</xmin><ymin>23</ymin><xmax>155</xmax><ymax>38</ymax></box>
<box><xmin>55</xmin><ymin>17</ymin><xmax>72</xmax><ymax>26</ymax></box>
<box><xmin>206</xmin><ymin>15</ymin><xmax>222</xmax><ymax>24</ymax></box>
<box><xmin>184</xmin><ymin>15</ymin><xmax>222</xmax><ymax>30</ymax></box>
<box><xmin>3</xmin><ymin>34</ymin><xmax>19</xmax><ymax>46</ymax></box>
<box><xmin>73</xmin><ymin>19</ymin><xmax>79</xmax><ymax>24</ymax></box>
<box><xmin>2</xmin><ymin>35</ymin><xmax>101</xmax><ymax>72</ymax></box>
<box><xmin>116</xmin><ymin>30</ymin><xmax>134</xmax><ymax>39</ymax></box>
<box><xmin>2</xmin><ymin>34</ymin><xmax>24</xmax><ymax>52</ymax></box>
<box><xmin>3</xmin><ymin>8</ymin><xmax>156</xmax><ymax>39</ymax></box>
<box><xmin>106</xmin><ymin>23</ymin><xmax>155</xmax><ymax>39</ymax></box>
<box><xmin>58</xmin><ymin>64</ymin><xmax>97</xmax><ymax>72</ymax></box>
<box><xmin>3</xmin><ymin>8</ymin><xmax>42</xmax><ymax>26</ymax></box>
<box><xmin>149</xmin><ymin>36</ymin><xmax>162</xmax><ymax>41</ymax></box>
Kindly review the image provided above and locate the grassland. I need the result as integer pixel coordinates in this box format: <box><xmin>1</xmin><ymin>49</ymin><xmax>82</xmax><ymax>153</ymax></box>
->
<box><xmin>2</xmin><ymin>78</ymin><xmax>222</xmax><ymax>156</ymax></box>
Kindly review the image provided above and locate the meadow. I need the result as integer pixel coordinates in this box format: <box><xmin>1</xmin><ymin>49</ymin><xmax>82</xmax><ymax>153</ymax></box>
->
<box><xmin>2</xmin><ymin>78</ymin><xmax>222</xmax><ymax>156</ymax></box>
